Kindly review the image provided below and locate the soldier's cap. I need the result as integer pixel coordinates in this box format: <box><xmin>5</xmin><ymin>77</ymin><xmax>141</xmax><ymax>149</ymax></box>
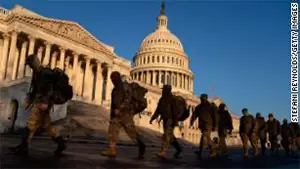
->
<box><xmin>268</xmin><ymin>113</ymin><xmax>274</xmax><ymax>117</ymax></box>
<box><xmin>200</xmin><ymin>94</ymin><xmax>208</xmax><ymax>99</ymax></box>
<box><xmin>242</xmin><ymin>108</ymin><xmax>248</xmax><ymax>113</ymax></box>
<box><xmin>110</xmin><ymin>71</ymin><xmax>121</xmax><ymax>79</ymax></box>
<box><xmin>256</xmin><ymin>112</ymin><xmax>261</xmax><ymax>117</ymax></box>
<box><xmin>283</xmin><ymin>119</ymin><xmax>288</xmax><ymax>123</ymax></box>
<box><xmin>25</xmin><ymin>54</ymin><xmax>36</xmax><ymax>65</ymax></box>
<box><xmin>161</xmin><ymin>84</ymin><xmax>172</xmax><ymax>90</ymax></box>
<box><xmin>219</xmin><ymin>103</ymin><xmax>226</xmax><ymax>108</ymax></box>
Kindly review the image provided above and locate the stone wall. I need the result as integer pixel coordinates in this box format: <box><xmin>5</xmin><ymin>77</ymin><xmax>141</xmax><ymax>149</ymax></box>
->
<box><xmin>0</xmin><ymin>77</ymin><xmax>68</xmax><ymax>133</ymax></box>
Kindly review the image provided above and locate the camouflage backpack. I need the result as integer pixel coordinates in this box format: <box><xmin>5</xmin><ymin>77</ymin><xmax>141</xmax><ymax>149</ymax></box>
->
<box><xmin>51</xmin><ymin>67</ymin><xmax>73</xmax><ymax>105</ymax></box>
<box><xmin>124</xmin><ymin>81</ymin><xmax>148</xmax><ymax>114</ymax></box>
<box><xmin>172</xmin><ymin>95</ymin><xmax>190</xmax><ymax>121</ymax></box>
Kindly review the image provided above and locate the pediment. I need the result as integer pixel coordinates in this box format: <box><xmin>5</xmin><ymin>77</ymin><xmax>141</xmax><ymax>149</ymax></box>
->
<box><xmin>15</xmin><ymin>15</ymin><xmax>114</xmax><ymax>56</ymax></box>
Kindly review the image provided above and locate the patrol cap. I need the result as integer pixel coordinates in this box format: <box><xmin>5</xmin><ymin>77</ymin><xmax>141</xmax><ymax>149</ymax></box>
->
<box><xmin>242</xmin><ymin>108</ymin><xmax>248</xmax><ymax>113</ymax></box>
<box><xmin>283</xmin><ymin>119</ymin><xmax>288</xmax><ymax>123</ymax></box>
<box><xmin>200</xmin><ymin>94</ymin><xmax>208</xmax><ymax>99</ymax></box>
<box><xmin>161</xmin><ymin>84</ymin><xmax>172</xmax><ymax>91</ymax></box>
<box><xmin>268</xmin><ymin>113</ymin><xmax>274</xmax><ymax>117</ymax></box>
<box><xmin>110</xmin><ymin>71</ymin><xmax>121</xmax><ymax>79</ymax></box>
<box><xmin>219</xmin><ymin>103</ymin><xmax>226</xmax><ymax>109</ymax></box>
<box><xmin>256</xmin><ymin>112</ymin><xmax>261</xmax><ymax>117</ymax></box>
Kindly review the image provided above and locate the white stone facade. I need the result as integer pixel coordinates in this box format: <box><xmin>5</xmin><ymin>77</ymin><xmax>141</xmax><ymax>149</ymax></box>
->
<box><xmin>0</xmin><ymin>4</ymin><xmax>241</xmax><ymax>145</ymax></box>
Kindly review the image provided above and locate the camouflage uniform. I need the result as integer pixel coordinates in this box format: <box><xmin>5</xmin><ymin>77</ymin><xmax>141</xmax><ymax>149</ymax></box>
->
<box><xmin>217</xmin><ymin>103</ymin><xmax>233</xmax><ymax>156</ymax></box>
<box><xmin>101</xmin><ymin>73</ymin><xmax>145</xmax><ymax>158</ymax></box>
<box><xmin>255</xmin><ymin>113</ymin><xmax>267</xmax><ymax>156</ymax></box>
<box><xmin>10</xmin><ymin>54</ymin><xmax>66</xmax><ymax>156</ymax></box>
<box><xmin>190</xmin><ymin>94</ymin><xmax>217</xmax><ymax>157</ymax></box>
<box><xmin>266</xmin><ymin>114</ymin><xmax>281</xmax><ymax>155</ymax></box>
<box><xmin>281</xmin><ymin>119</ymin><xmax>293</xmax><ymax>156</ymax></box>
<box><xmin>150</xmin><ymin>85</ymin><xmax>182</xmax><ymax>158</ymax></box>
<box><xmin>239</xmin><ymin>109</ymin><xmax>258</xmax><ymax>157</ymax></box>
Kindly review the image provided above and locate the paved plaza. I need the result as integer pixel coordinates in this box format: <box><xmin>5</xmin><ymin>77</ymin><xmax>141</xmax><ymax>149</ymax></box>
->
<box><xmin>1</xmin><ymin>136</ymin><xmax>299</xmax><ymax>169</ymax></box>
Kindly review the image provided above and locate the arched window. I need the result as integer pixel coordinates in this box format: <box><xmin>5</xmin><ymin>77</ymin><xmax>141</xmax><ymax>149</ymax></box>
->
<box><xmin>167</xmin><ymin>57</ymin><xmax>170</xmax><ymax>63</ymax></box>
<box><xmin>143</xmin><ymin>57</ymin><xmax>146</xmax><ymax>64</ymax></box>
<box><xmin>152</xmin><ymin>56</ymin><xmax>155</xmax><ymax>63</ymax></box>
<box><xmin>172</xmin><ymin>57</ymin><xmax>174</xmax><ymax>64</ymax></box>
<box><xmin>157</xmin><ymin>56</ymin><xmax>160</xmax><ymax>63</ymax></box>
<box><xmin>176</xmin><ymin>58</ymin><xmax>178</xmax><ymax>65</ymax></box>
<box><xmin>147</xmin><ymin>56</ymin><xmax>150</xmax><ymax>63</ymax></box>
<box><xmin>162</xmin><ymin>56</ymin><xmax>165</xmax><ymax>63</ymax></box>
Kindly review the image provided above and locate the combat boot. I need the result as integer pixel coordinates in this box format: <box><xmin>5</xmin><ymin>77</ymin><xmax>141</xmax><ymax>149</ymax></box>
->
<box><xmin>9</xmin><ymin>127</ymin><xmax>30</xmax><ymax>156</ymax></box>
<box><xmin>52</xmin><ymin>136</ymin><xmax>67</xmax><ymax>155</ymax></box>
<box><xmin>101</xmin><ymin>143</ymin><xmax>117</xmax><ymax>157</ymax></box>
<box><xmin>171</xmin><ymin>140</ymin><xmax>182</xmax><ymax>159</ymax></box>
<box><xmin>137</xmin><ymin>138</ymin><xmax>146</xmax><ymax>159</ymax></box>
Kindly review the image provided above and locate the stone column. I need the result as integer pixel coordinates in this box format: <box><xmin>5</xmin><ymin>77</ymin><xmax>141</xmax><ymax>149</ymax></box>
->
<box><xmin>37</xmin><ymin>46</ymin><xmax>44</xmax><ymax>63</ymax></box>
<box><xmin>59</xmin><ymin>47</ymin><xmax>65</xmax><ymax>70</ymax></box>
<box><xmin>50</xmin><ymin>51</ymin><xmax>58</xmax><ymax>69</ymax></box>
<box><xmin>147</xmin><ymin>71</ymin><xmax>151</xmax><ymax>84</ymax></box>
<box><xmin>152</xmin><ymin>71</ymin><xmax>156</xmax><ymax>86</ymax></box>
<box><xmin>158</xmin><ymin>71</ymin><xmax>161</xmax><ymax>87</ymax></box>
<box><xmin>43</xmin><ymin>42</ymin><xmax>51</xmax><ymax>66</ymax></box>
<box><xmin>17</xmin><ymin>41</ymin><xmax>28</xmax><ymax>79</ymax></box>
<box><xmin>165</xmin><ymin>71</ymin><xmax>168</xmax><ymax>85</ymax></box>
<box><xmin>76</xmin><ymin>60</ymin><xmax>83</xmax><ymax>95</ymax></box>
<box><xmin>6</xmin><ymin>30</ymin><xmax>18</xmax><ymax>80</ymax></box>
<box><xmin>12</xmin><ymin>48</ymin><xmax>20</xmax><ymax>80</ymax></box>
<box><xmin>105</xmin><ymin>65</ymin><xmax>113</xmax><ymax>102</ymax></box>
<box><xmin>83</xmin><ymin>58</ymin><xmax>91</xmax><ymax>101</ymax></box>
<box><xmin>25</xmin><ymin>35</ymin><xmax>36</xmax><ymax>76</ymax></box>
<box><xmin>181</xmin><ymin>74</ymin><xmax>184</xmax><ymax>89</ymax></box>
<box><xmin>177</xmin><ymin>73</ymin><xmax>180</xmax><ymax>88</ymax></box>
<box><xmin>95</xmin><ymin>61</ymin><xmax>103</xmax><ymax>104</ymax></box>
<box><xmin>72</xmin><ymin>52</ymin><xmax>79</xmax><ymax>91</ymax></box>
<box><xmin>0</xmin><ymin>33</ymin><xmax>10</xmax><ymax>81</ymax></box>
<box><xmin>191</xmin><ymin>78</ymin><xmax>194</xmax><ymax>92</ymax></box>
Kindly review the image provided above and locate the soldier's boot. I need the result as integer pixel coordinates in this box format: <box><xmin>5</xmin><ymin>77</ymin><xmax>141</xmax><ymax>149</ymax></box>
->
<box><xmin>101</xmin><ymin>142</ymin><xmax>116</xmax><ymax>157</ymax></box>
<box><xmin>137</xmin><ymin>138</ymin><xmax>146</xmax><ymax>159</ymax></box>
<box><xmin>52</xmin><ymin>136</ymin><xmax>67</xmax><ymax>155</ymax></box>
<box><xmin>208</xmin><ymin>145</ymin><xmax>217</xmax><ymax>157</ymax></box>
<box><xmin>156</xmin><ymin>146</ymin><xmax>167</xmax><ymax>159</ymax></box>
<box><xmin>9</xmin><ymin>127</ymin><xmax>30</xmax><ymax>156</ymax></box>
<box><xmin>171</xmin><ymin>140</ymin><xmax>182</xmax><ymax>159</ymax></box>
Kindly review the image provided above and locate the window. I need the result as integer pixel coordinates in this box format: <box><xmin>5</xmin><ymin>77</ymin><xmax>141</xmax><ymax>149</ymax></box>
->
<box><xmin>158</xmin><ymin>39</ymin><xmax>161</xmax><ymax>42</ymax></box>
<box><xmin>157</xmin><ymin>56</ymin><xmax>160</xmax><ymax>62</ymax></box>
<box><xmin>172</xmin><ymin>57</ymin><xmax>174</xmax><ymax>63</ymax></box>
<box><xmin>147</xmin><ymin>56</ymin><xmax>150</xmax><ymax>63</ymax></box>
<box><xmin>143</xmin><ymin>57</ymin><xmax>146</xmax><ymax>64</ymax></box>
<box><xmin>176</xmin><ymin>58</ymin><xmax>178</xmax><ymax>64</ymax></box>
<box><xmin>162</xmin><ymin>56</ymin><xmax>165</xmax><ymax>63</ymax></box>
<box><xmin>167</xmin><ymin>57</ymin><xmax>170</xmax><ymax>63</ymax></box>
<box><xmin>152</xmin><ymin>56</ymin><xmax>155</xmax><ymax>63</ymax></box>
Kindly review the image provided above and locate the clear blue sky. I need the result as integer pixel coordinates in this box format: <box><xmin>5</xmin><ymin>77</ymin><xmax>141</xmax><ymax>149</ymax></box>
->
<box><xmin>2</xmin><ymin>0</ymin><xmax>289</xmax><ymax>120</ymax></box>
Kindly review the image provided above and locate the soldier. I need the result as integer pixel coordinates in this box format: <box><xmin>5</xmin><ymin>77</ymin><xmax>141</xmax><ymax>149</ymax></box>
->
<box><xmin>149</xmin><ymin>85</ymin><xmax>182</xmax><ymax>159</ymax></box>
<box><xmin>281</xmin><ymin>119</ymin><xmax>293</xmax><ymax>157</ymax></box>
<box><xmin>190</xmin><ymin>94</ymin><xmax>217</xmax><ymax>158</ymax></box>
<box><xmin>101</xmin><ymin>71</ymin><xmax>146</xmax><ymax>158</ymax></box>
<box><xmin>255</xmin><ymin>113</ymin><xmax>267</xmax><ymax>156</ymax></box>
<box><xmin>9</xmin><ymin>54</ymin><xmax>66</xmax><ymax>156</ymax></box>
<box><xmin>290</xmin><ymin>122</ymin><xmax>300</xmax><ymax>155</ymax></box>
<box><xmin>217</xmin><ymin>103</ymin><xmax>233</xmax><ymax>157</ymax></box>
<box><xmin>266</xmin><ymin>113</ymin><xmax>281</xmax><ymax>156</ymax></box>
<box><xmin>239</xmin><ymin>108</ymin><xmax>258</xmax><ymax>158</ymax></box>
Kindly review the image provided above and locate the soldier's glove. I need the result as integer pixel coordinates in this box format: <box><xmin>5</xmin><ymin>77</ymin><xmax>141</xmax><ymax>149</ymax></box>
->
<box><xmin>114</xmin><ymin>109</ymin><xmax>121</xmax><ymax>116</ymax></box>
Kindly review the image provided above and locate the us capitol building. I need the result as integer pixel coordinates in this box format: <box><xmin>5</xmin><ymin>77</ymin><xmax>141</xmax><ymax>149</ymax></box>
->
<box><xmin>0</xmin><ymin>3</ymin><xmax>240</xmax><ymax>144</ymax></box>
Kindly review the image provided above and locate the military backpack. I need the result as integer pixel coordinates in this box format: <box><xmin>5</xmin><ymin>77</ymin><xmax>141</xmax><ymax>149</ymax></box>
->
<box><xmin>51</xmin><ymin>67</ymin><xmax>73</xmax><ymax>105</ymax></box>
<box><xmin>124</xmin><ymin>81</ymin><xmax>148</xmax><ymax>115</ymax></box>
<box><xmin>172</xmin><ymin>95</ymin><xmax>190</xmax><ymax>121</ymax></box>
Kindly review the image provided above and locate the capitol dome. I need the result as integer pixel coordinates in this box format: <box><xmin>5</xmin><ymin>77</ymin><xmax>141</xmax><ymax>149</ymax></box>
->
<box><xmin>131</xmin><ymin>1</ymin><xmax>194</xmax><ymax>95</ymax></box>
